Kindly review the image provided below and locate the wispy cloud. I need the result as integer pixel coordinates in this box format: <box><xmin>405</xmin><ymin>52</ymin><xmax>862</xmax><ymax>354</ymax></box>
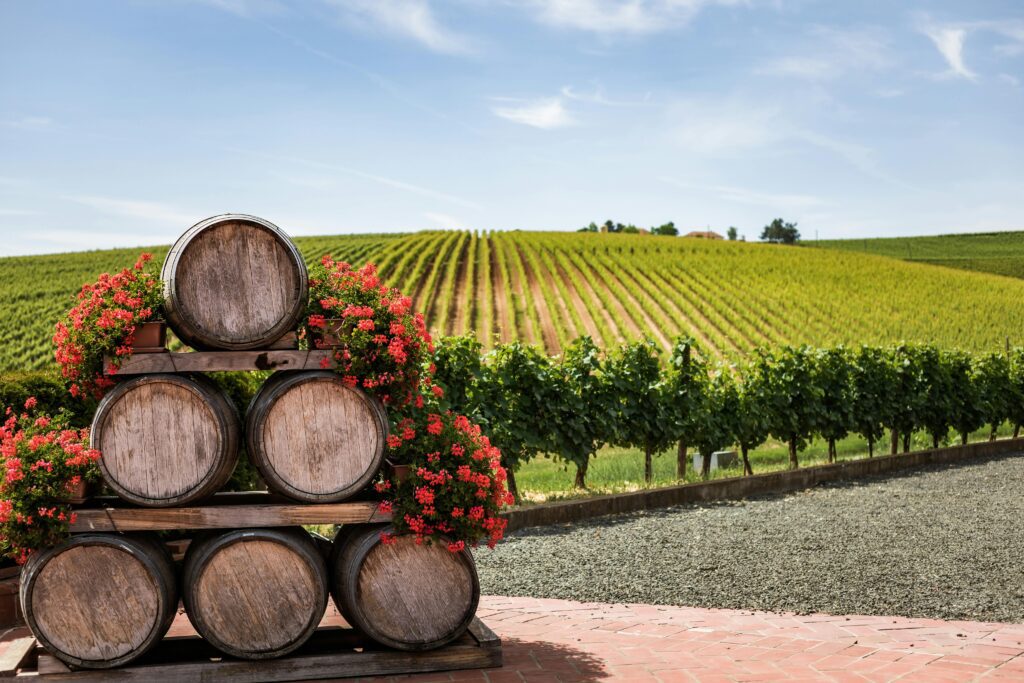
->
<box><xmin>62</xmin><ymin>195</ymin><xmax>199</xmax><ymax>228</ymax></box>
<box><xmin>234</xmin><ymin>148</ymin><xmax>483</xmax><ymax>209</ymax></box>
<box><xmin>920</xmin><ymin>23</ymin><xmax>976</xmax><ymax>80</ymax></box>
<box><xmin>522</xmin><ymin>0</ymin><xmax>742</xmax><ymax>35</ymax></box>
<box><xmin>660</xmin><ymin>178</ymin><xmax>827</xmax><ymax>210</ymax></box>
<box><xmin>758</xmin><ymin>26</ymin><xmax>891</xmax><ymax>81</ymax></box>
<box><xmin>491</xmin><ymin>97</ymin><xmax>575</xmax><ymax>129</ymax></box>
<box><xmin>667</xmin><ymin>98</ymin><xmax>782</xmax><ymax>154</ymax></box>
<box><xmin>0</xmin><ymin>116</ymin><xmax>53</xmax><ymax>130</ymax></box>
<box><xmin>560</xmin><ymin>84</ymin><xmax>652</xmax><ymax>106</ymax></box>
<box><xmin>324</xmin><ymin>0</ymin><xmax>473</xmax><ymax>54</ymax></box>
<box><xmin>423</xmin><ymin>212</ymin><xmax>471</xmax><ymax>231</ymax></box>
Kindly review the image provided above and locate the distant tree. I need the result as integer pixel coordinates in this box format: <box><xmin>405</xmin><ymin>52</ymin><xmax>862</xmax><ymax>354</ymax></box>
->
<box><xmin>652</xmin><ymin>222</ymin><xmax>678</xmax><ymax>236</ymax></box>
<box><xmin>603</xmin><ymin>220</ymin><xmax>617</xmax><ymax>233</ymax></box>
<box><xmin>621</xmin><ymin>224</ymin><xmax>640</xmax><ymax>234</ymax></box>
<box><xmin>760</xmin><ymin>218</ymin><xmax>800</xmax><ymax>244</ymax></box>
<box><xmin>727</xmin><ymin>226</ymin><xmax>738</xmax><ymax>241</ymax></box>
<box><xmin>578</xmin><ymin>222</ymin><xmax>598</xmax><ymax>233</ymax></box>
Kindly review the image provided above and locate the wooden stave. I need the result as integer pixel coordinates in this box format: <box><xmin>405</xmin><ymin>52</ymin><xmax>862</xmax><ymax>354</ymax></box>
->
<box><xmin>245</xmin><ymin>371</ymin><xmax>388</xmax><ymax>503</ymax></box>
<box><xmin>182</xmin><ymin>527</ymin><xmax>328</xmax><ymax>660</ymax></box>
<box><xmin>161</xmin><ymin>214</ymin><xmax>309</xmax><ymax>351</ymax></box>
<box><xmin>91</xmin><ymin>373</ymin><xmax>241</xmax><ymax>507</ymax></box>
<box><xmin>329</xmin><ymin>524</ymin><xmax>481</xmax><ymax>652</ymax></box>
<box><xmin>20</xmin><ymin>533</ymin><xmax>178</xmax><ymax>670</ymax></box>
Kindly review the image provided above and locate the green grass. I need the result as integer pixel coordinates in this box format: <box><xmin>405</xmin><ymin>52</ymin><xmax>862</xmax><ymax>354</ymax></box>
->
<box><xmin>7</xmin><ymin>228</ymin><xmax>1024</xmax><ymax>371</ymax></box>
<box><xmin>817</xmin><ymin>231</ymin><xmax>1024</xmax><ymax>281</ymax></box>
<box><xmin>514</xmin><ymin>423</ymin><xmax>1019</xmax><ymax>503</ymax></box>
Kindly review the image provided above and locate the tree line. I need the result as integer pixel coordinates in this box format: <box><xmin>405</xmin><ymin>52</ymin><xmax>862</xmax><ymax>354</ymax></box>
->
<box><xmin>430</xmin><ymin>336</ymin><xmax>1024</xmax><ymax>499</ymax></box>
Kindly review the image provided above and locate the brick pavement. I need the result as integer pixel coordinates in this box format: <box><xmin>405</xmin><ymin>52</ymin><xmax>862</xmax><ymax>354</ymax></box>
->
<box><xmin>363</xmin><ymin>596</ymin><xmax>1024</xmax><ymax>682</ymax></box>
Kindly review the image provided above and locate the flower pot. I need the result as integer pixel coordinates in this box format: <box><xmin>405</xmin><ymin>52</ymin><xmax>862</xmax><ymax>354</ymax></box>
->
<box><xmin>63</xmin><ymin>479</ymin><xmax>91</xmax><ymax>505</ymax></box>
<box><xmin>385</xmin><ymin>459</ymin><xmax>411</xmax><ymax>484</ymax></box>
<box><xmin>131</xmin><ymin>321</ymin><xmax>167</xmax><ymax>354</ymax></box>
<box><xmin>313</xmin><ymin>318</ymin><xmax>345</xmax><ymax>348</ymax></box>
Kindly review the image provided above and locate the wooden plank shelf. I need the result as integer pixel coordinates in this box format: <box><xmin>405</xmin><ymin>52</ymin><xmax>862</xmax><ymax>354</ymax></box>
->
<box><xmin>106</xmin><ymin>349</ymin><xmax>335</xmax><ymax>375</ymax></box>
<box><xmin>6</xmin><ymin>619</ymin><xmax>501</xmax><ymax>681</ymax></box>
<box><xmin>69</xmin><ymin>492</ymin><xmax>390</xmax><ymax>533</ymax></box>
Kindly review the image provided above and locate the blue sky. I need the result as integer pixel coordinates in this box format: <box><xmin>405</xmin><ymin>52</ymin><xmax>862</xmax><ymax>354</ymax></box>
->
<box><xmin>1</xmin><ymin>1</ymin><xmax>1022</xmax><ymax>256</ymax></box>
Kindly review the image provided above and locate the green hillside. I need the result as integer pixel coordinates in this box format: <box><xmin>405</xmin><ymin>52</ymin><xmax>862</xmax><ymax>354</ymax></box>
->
<box><xmin>817</xmin><ymin>231</ymin><xmax>1024</xmax><ymax>280</ymax></box>
<box><xmin>5</xmin><ymin>230</ymin><xmax>1024</xmax><ymax>371</ymax></box>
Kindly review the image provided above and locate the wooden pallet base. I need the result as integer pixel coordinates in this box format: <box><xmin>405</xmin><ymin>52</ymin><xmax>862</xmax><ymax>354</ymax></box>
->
<box><xmin>6</xmin><ymin>618</ymin><xmax>500</xmax><ymax>682</ymax></box>
<box><xmin>4</xmin><ymin>622</ymin><xmax>499</xmax><ymax>679</ymax></box>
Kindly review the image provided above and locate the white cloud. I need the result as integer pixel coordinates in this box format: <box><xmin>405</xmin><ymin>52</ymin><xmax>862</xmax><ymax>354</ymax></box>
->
<box><xmin>491</xmin><ymin>97</ymin><xmax>575</xmax><ymax>129</ymax></box>
<box><xmin>324</xmin><ymin>0</ymin><xmax>472</xmax><ymax>55</ymax></box>
<box><xmin>921</xmin><ymin>24</ymin><xmax>976</xmax><ymax>80</ymax></box>
<box><xmin>758</xmin><ymin>26</ymin><xmax>891</xmax><ymax>81</ymax></box>
<box><xmin>423</xmin><ymin>212</ymin><xmax>471</xmax><ymax>231</ymax></box>
<box><xmin>63</xmin><ymin>195</ymin><xmax>199</xmax><ymax>228</ymax></box>
<box><xmin>659</xmin><ymin>178</ymin><xmax>827</xmax><ymax>210</ymax></box>
<box><xmin>522</xmin><ymin>0</ymin><xmax>741</xmax><ymax>35</ymax></box>
<box><xmin>0</xmin><ymin>116</ymin><xmax>52</xmax><ymax>130</ymax></box>
<box><xmin>667</xmin><ymin>98</ymin><xmax>782</xmax><ymax>154</ymax></box>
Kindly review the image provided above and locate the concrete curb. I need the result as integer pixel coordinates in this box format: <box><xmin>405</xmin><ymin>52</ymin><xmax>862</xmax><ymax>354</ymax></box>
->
<box><xmin>502</xmin><ymin>438</ymin><xmax>1024</xmax><ymax>533</ymax></box>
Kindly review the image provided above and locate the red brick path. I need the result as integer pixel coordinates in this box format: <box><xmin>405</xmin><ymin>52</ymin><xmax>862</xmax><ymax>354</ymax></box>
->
<box><xmin>370</xmin><ymin>596</ymin><xmax>1024</xmax><ymax>682</ymax></box>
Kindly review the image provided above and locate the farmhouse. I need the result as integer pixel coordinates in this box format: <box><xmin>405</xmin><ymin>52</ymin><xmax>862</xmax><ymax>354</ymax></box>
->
<box><xmin>684</xmin><ymin>229</ymin><xmax>724</xmax><ymax>240</ymax></box>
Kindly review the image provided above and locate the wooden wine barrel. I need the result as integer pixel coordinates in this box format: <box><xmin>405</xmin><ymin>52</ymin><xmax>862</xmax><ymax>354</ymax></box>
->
<box><xmin>330</xmin><ymin>525</ymin><xmax>480</xmax><ymax>651</ymax></box>
<box><xmin>91</xmin><ymin>373</ymin><xmax>240</xmax><ymax>507</ymax></box>
<box><xmin>246</xmin><ymin>371</ymin><xmax>388</xmax><ymax>503</ymax></box>
<box><xmin>20</xmin><ymin>533</ymin><xmax>177</xmax><ymax>669</ymax></box>
<box><xmin>183</xmin><ymin>528</ymin><xmax>328</xmax><ymax>660</ymax></box>
<box><xmin>161</xmin><ymin>214</ymin><xmax>308</xmax><ymax>350</ymax></box>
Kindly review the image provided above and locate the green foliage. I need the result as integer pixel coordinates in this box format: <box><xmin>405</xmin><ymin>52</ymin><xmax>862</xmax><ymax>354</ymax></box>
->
<box><xmin>758</xmin><ymin>345</ymin><xmax>823</xmax><ymax>466</ymax></box>
<box><xmin>732</xmin><ymin>357</ymin><xmax>773</xmax><ymax>472</ymax></box>
<box><xmin>1010</xmin><ymin>348</ymin><xmax>1024</xmax><ymax>431</ymax></box>
<box><xmin>691</xmin><ymin>367</ymin><xmax>738</xmax><ymax>466</ymax></box>
<box><xmin>604</xmin><ymin>339</ymin><xmax>673</xmax><ymax>482</ymax></box>
<box><xmin>0</xmin><ymin>372</ymin><xmax>91</xmax><ymax>428</ymax></box>
<box><xmin>814</xmin><ymin>346</ymin><xmax>854</xmax><ymax>459</ymax></box>
<box><xmin>946</xmin><ymin>349</ymin><xmax>985</xmax><ymax>444</ymax></box>
<box><xmin>727</xmin><ymin>226</ymin><xmax>738</xmax><ymax>241</ymax></box>
<box><xmin>849</xmin><ymin>346</ymin><xmax>897</xmax><ymax>455</ymax></box>
<box><xmin>430</xmin><ymin>335</ymin><xmax>485</xmax><ymax>415</ymax></box>
<box><xmin>885</xmin><ymin>344</ymin><xmax>926</xmax><ymax>452</ymax></box>
<box><xmin>971</xmin><ymin>352</ymin><xmax>1013</xmax><ymax>437</ymax></box>
<box><xmin>651</xmin><ymin>222</ymin><xmax>678</xmax><ymax>236</ymax></box>
<box><xmin>910</xmin><ymin>345</ymin><xmax>956</xmax><ymax>447</ymax></box>
<box><xmin>760</xmin><ymin>218</ymin><xmax>800</xmax><ymax>245</ymax></box>
<box><xmin>206</xmin><ymin>371</ymin><xmax>270</xmax><ymax>492</ymax></box>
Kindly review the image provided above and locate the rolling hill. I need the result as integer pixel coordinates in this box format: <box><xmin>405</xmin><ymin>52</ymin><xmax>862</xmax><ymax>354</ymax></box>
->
<box><xmin>4</xmin><ymin>230</ymin><xmax>1024</xmax><ymax>372</ymax></box>
<box><xmin>816</xmin><ymin>231</ymin><xmax>1024</xmax><ymax>281</ymax></box>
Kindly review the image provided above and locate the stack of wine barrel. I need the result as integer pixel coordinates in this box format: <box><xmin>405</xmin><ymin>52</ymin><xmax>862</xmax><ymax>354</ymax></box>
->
<box><xmin>17</xmin><ymin>215</ymin><xmax>490</xmax><ymax>679</ymax></box>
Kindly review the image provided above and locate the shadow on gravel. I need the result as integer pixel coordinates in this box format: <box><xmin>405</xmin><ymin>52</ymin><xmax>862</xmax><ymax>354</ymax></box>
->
<box><xmin>500</xmin><ymin>638</ymin><xmax>609</xmax><ymax>680</ymax></box>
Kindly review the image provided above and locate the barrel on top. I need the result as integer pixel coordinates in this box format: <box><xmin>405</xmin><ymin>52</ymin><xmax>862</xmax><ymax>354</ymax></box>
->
<box><xmin>330</xmin><ymin>525</ymin><xmax>480</xmax><ymax>651</ymax></box>
<box><xmin>246</xmin><ymin>371</ymin><xmax>388</xmax><ymax>503</ymax></box>
<box><xmin>161</xmin><ymin>214</ymin><xmax>308</xmax><ymax>350</ymax></box>
<box><xmin>91</xmin><ymin>373</ymin><xmax>240</xmax><ymax>507</ymax></box>
<box><xmin>20</xmin><ymin>533</ymin><xmax>178</xmax><ymax>669</ymax></box>
<box><xmin>183</xmin><ymin>528</ymin><xmax>328</xmax><ymax>660</ymax></box>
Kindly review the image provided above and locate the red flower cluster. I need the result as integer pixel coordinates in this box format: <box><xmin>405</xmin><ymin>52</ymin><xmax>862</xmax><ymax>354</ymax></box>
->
<box><xmin>0</xmin><ymin>398</ymin><xmax>101</xmax><ymax>564</ymax></box>
<box><xmin>53</xmin><ymin>253</ymin><xmax>163</xmax><ymax>399</ymax></box>
<box><xmin>301</xmin><ymin>258</ymin><xmax>435</xmax><ymax>407</ymax></box>
<box><xmin>377</xmin><ymin>410</ymin><xmax>514</xmax><ymax>551</ymax></box>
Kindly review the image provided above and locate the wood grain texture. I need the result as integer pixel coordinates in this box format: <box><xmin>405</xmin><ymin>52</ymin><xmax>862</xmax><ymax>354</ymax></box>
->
<box><xmin>161</xmin><ymin>214</ymin><xmax>308</xmax><ymax>351</ymax></box>
<box><xmin>22</xmin><ymin>619</ymin><xmax>501</xmax><ymax>682</ymax></box>
<box><xmin>91</xmin><ymin>374</ymin><xmax>240</xmax><ymax>507</ymax></box>
<box><xmin>107</xmin><ymin>350</ymin><xmax>333</xmax><ymax>375</ymax></box>
<box><xmin>20</xmin><ymin>534</ymin><xmax>177</xmax><ymax>670</ymax></box>
<box><xmin>247</xmin><ymin>372</ymin><xmax>387</xmax><ymax>503</ymax></box>
<box><xmin>183</xmin><ymin>528</ymin><xmax>327</xmax><ymax>660</ymax></box>
<box><xmin>0</xmin><ymin>629</ymin><xmax>35</xmax><ymax>677</ymax></box>
<box><xmin>330</xmin><ymin>525</ymin><xmax>480</xmax><ymax>651</ymax></box>
<box><xmin>68</xmin><ymin>500</ymin><xmax>388</xmax><ymax>532</ymax></box>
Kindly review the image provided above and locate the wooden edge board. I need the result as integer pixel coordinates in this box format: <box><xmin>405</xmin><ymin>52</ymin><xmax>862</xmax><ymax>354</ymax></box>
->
<box><xmin>106</xmin><ymin>350</ymin><xmax>334</xmax><ymax>375</ymax></box>
<box><xmin>466</xmin><ymin>617</ymin><xmax>501</xmax><ymax>648</ymax></box>
<box><xmin>0</xmin><ymin>630</ymin><xmax>35</xmax><ymax>677</ymax></box>
<box><xmin>69</xmin><ymin>502</ymin><xmax>390</xmax><ymax>532</ymax></box>
<box><xmin>21</xmin><ymin>623</ymin><xmax>502</xmax><ymax>682</ymax></box>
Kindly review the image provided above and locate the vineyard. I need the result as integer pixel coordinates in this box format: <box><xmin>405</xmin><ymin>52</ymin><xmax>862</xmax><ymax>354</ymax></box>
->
<box><xmin>817</xmin><ymin>230</ymin><xmax>1024</xmax><ymax>281</ymax></box>
<box><xmin>5</xmin><ymin>229</ymin><xmax>1024</xmax><ymax>371</ymax></box>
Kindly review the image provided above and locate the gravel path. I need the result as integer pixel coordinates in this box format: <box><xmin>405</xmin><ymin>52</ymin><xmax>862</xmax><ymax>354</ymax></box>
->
<box><xmin>475</xmin><ymin>453</ymin><xmax>1024</xmax><ymax>623</ymax></box>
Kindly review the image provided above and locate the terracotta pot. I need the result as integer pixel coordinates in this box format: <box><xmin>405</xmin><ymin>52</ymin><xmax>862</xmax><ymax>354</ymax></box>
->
<box><xmin>385</xmin><ymin>459</ymin><xmax>411</xmax><ymax>484</ymax></box>
<box><xmin>131</xmin><ymin>321</ymin><xmax>167</xmax><ymax>353</ymax></box>
<box><xmin>63</xmin><ymin>479</ymin><xmax>91</xmax><ymax>505</ymax></box>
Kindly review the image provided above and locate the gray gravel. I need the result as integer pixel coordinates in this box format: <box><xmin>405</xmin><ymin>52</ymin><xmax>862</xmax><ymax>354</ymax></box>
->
<box><xmin>475</xmin><ymin>454</ymin><xmax>1024</xmax><ymax>622</ymax></box>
